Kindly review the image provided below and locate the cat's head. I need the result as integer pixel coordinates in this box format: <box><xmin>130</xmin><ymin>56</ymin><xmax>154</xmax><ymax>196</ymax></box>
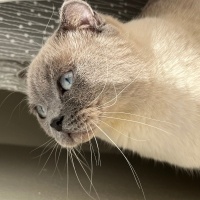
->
<box><xmin>18</xmin><ymin>0</ymin><xmax>140</xmax><ymax>148</ymax></box>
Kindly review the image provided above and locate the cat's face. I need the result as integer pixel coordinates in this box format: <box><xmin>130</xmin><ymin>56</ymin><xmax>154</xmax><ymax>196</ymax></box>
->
<box><xmin>20</xmin><ymin>0</ymin><xmax>136</xmax><ymax>148</ymax></box>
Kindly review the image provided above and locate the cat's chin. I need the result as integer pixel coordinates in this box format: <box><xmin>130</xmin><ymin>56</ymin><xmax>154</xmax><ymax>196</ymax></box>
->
<box><xmin>54</xmin><ymin>131</ymin><xmax>94</xmax><ymax>148</ymax></box>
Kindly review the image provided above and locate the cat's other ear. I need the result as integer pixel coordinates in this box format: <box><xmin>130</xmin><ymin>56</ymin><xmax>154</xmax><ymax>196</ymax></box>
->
<box><xmin>17</xmin><ymin>67</ymin><xmax>28</xmax><ymax>80</ymax></box>
<box><xmin>60</xmin><ymin>0</ymin><xmax>105</xmax><ymax>31</ymax></box>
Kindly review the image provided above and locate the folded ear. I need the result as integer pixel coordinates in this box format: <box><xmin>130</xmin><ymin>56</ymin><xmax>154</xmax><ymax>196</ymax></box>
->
<box><xmin>60</xmin><ymin>0</ymin><xmax>105</xmax><ymax>31</ymax></box>
<box><xmin>17</xmin><ymin>67</ymin><xmax>28</xmax><ymax>80</ymax></box>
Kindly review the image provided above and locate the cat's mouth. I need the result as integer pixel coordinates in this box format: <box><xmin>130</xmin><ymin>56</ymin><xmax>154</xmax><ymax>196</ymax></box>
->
<box><xmin>54</xmin><ymin>130</ymin><xmax>94</xmax><ymax>148</ymax></box>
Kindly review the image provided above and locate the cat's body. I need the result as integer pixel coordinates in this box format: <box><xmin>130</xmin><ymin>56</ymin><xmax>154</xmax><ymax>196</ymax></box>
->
<box><xmin>20</xmin><ymin>0</ymin><xmax>200</xmax><ymax>169</ymax></box>
<box><xmin>97</xmin><ymin>0</ymin><xmax>200</xmax><ymax>168</ymax></box>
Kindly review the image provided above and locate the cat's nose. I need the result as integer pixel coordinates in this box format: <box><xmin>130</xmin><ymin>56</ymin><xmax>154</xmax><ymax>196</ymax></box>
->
<box><xmin>50</xmin><ymin>116</ymin><xmax>64</xmax><ymax>132</ymax></box>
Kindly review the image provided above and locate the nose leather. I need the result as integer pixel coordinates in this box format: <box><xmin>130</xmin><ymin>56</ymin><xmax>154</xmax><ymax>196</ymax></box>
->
<box><xmin>50</xmin><ymin>116</ymin><xmax>64</xmax><ymax>132</ymax></box>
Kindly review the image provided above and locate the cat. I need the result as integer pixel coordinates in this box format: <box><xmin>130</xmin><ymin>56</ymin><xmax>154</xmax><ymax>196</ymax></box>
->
<box><xmin>18</xmin><ymin>0</ymin><xmax>200</xmax><ymax>169</ymax></box>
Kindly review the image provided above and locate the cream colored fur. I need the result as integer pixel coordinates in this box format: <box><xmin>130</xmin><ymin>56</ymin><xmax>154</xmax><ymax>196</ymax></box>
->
<box><xmin>96</xmin><ymin>0</ymin><xmax>200</xmax><ymax>169</ymax></box>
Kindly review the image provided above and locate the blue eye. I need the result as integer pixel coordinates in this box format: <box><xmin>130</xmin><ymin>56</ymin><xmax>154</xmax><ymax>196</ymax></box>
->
<box><xmin>35</xmin><ymin>105</ymin><xmax>47</xmax><ymax>119</ymax></box>
<box><xmin>60</xmin><ymin>71</ymin><xmax>73</xmax><ymax>91</ymax></box>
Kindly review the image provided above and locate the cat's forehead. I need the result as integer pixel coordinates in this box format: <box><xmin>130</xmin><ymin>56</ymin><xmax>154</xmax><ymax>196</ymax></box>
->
<box><xmin>31</xmin><ymin>32</ymin><xmax>99</xmax><ymax>72</ymax></box>
<box><xmin>29</xmin><ymin>31</ymin><xmax>117</xmax><ymax>82</ymax></box>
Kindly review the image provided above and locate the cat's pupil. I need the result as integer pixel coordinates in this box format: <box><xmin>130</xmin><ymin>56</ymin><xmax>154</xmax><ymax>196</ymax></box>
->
<box><xmin>65</xmin><ymin>78</ymin><xmax>71</xmax><ymax>83</ymax></box>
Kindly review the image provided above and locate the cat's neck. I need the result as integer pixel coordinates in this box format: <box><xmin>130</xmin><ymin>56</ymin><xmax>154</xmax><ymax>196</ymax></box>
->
<box><xmin>124</xmin><ymin>17</ymin><xmax>159</xmax><ymax>53</ymax></box>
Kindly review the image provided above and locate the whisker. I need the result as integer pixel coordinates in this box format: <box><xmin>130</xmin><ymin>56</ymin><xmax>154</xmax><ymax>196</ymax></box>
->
<box><xmin>85</xmin><ymin>124</ymin><xmax>94</xmax><ymax>193</ymax></box>
<box><xmin>74</xmin><ymin>148</ymin><xmax>91</xmax><ymax>171</ymax></box>
<box><xmin>101</xmin><ymin>115</ymin><xmax>176</xmax><ymax>137</ymax></box>
<box><xmin>52</xmin><ymin>144</ymin><xmax>59</xmax><ymax>175</ymax></box>
<box><xmin>0</xmin><ymin>91</ymin><xmax>16</xmax><ymax>110</ymax></box>
<box><xmin>36</xmin><ymin>140</ymin><xmax>56</xmax><ymax>166</ymax></box>
<box><xmin>18</xmin><ymin>97</ymin><xmax>28</xmax><ymax>117</ymax></box>
<box><xmin>99</xmin><ymin>64</ymin><xmax>146</xmax><ymax>109</ymax></box>
<box><xmin>84</xmin><ymin>122</ymin><xmax>98</xmax><ymax>166</ymax></box>
<box><xmin>99</xmin><ymin>119</ymin><xmax>147</xmax><ymax>142</ymax></box>
<box><xmin>52</xmin><ymin>145</ymin><xmax>62</xmax><ymax>178</ymax></box>
<box><xmin>39</xmin><ymin>143</ymin><xmax>57</xmax><ymax>175</ymax></box>
<box><xmin>30</xmin><ymin>138</ymin><xmax>54</xmax><ymax>153</ymax></box>
<box><xmin>70</xmin><ymin>152</ymin><xmax>97</xmax><ymax>200</ymax></box>
<box><xmin>89</xmin><ymin>142</ymin><xmax>94</xmax><ymax>194</ymax></box>
<box><xmin>66</xmin><ymin>149</ymin><xmax>69</xmax><ymax>199</ymax></box>
<box><xmin>88</xmin><ymin>125</ymin><xmax>101</xmax><ymax>166</ymax></box>
<box><xmin>92</xmin><ymin>121</ymin><xmax>146</xmax><ymax>200</ymax></box>
<box><xmin>103</xmin><ymin>111</ymin><xmax>179</xmax><ymax>127</ymax></box>
<box><xmin>42</xmin><ymin>3</ymin><xmax>55</xmax><ymax>45</ymax></box>
<box><xmin>115</xmin><ymin>65</ymin><xmax>146</xmax><ymax>98</ymax></box>
<box><xmin>6</xmin><ymin>97</ymin><xmax>27</xmax><ymax>125</ymax></box>
<box><xmin>91</xmin><ymin>144</ymin><xmax>98</xmax><ymax>167</ymax></box>
<box><xmin>88</xmin><ymin>56</ymin><xmax>109</xmax><ymax>107</ymax></box>
<box><xmin>63</xmin><ymin>97</ymin><xmax>75</xmax><ymax>107</ymax></box>
<box><xmin>98</xmin><ymin>81</ymin><xmax>118</xmax><ymax>109</ymax></box>
<box><xmin>72</xmin><ymin>150</ymin><xmax>100</xmax><ymax>200</ymax></box>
